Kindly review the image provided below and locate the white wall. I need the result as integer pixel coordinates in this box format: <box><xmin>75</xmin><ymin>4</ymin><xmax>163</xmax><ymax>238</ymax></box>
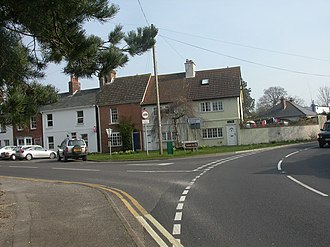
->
<box><xmin>42</xmin><ymin>106</ymin><xmax>98</xmax><ymax>152</ymax></box>
<box><xmin>0</xmin><ymin>126</ymin><xmax>14</xmax><ymax>146</ymax></box>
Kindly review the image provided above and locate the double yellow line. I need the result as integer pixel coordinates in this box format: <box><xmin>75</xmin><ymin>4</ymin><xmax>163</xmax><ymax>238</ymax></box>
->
<box><xmin>0</xmin><ymin>176</ymin><xmax>183</xmax><ymax>247</ymax></box>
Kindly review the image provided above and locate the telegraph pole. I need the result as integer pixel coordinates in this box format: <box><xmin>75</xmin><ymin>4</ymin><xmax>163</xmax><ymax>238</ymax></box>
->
<box><xmin>152</xmin><ymin>28</ymin><xmax>163</xmax><ymax>154</ymax></box>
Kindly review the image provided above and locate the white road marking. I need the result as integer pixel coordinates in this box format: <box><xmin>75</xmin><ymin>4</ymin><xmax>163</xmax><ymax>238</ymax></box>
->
<box><xmin>185</xmin><ymin>186</ymin><xmax>191</xmax><ymax>190</ymax></box>
<box><xmin>127</xmin><ymin>162</ymin><xmax>174</xmax><ymax>166</ymax></box>
<box><xmin>172</xmin><ymin>224</ymin><xmax>181</xmax><ymax>235</ymax></box>
<box><xmin>182</xmin><ymin>190</ymin><xmax>189</xmax><ymax>195</ymax></box>
<box><xmin>285</xmin><ymin>151</ymin><xmax>299</xmax><ymax>158</ymax></box>
<box><xmin>52</xmin><ymin>168</ymin><xmax>100</xmax><ymax>172</ymax></box>
<box><xmin>277</xmin><ymin>159</ymin><xmax>283</xmax><ymax>171</ymax></box>
<box><xmin>127</xmin><ymin>170</ymin><xmax>192</xmax><ymax>173</ymax></box>
<box><xmin>9</xmin><ymin>166</ymin><xmax>38</xmax><ymax>169</ymax></box>
<box><xmin>287</xmin><ymin>175</ymin><xmax>328</xmax><ymax>197</ymax></box>
<box><xmin>174</xmin><ymin>212</ymin><xmax>182</xmax><ymax>221</ymax></box>
<box><xmin>179</xmin><ymin>196</ymin><xmax>186</xmax><ymax>202</ymax></box>
<box><xmin>176</xmin><ymin>203</ymin><xmax>184</xmax><ymax>210</ymax></box>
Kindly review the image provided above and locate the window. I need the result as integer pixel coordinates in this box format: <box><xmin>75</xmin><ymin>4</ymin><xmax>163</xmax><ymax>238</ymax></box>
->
<box><xmin>0</xmin><ymin>124</ymin><xmax>6</xmax><ymax>133</ymax></box>
<box><xmin>202</xmin><ymin>128</ymin><xmax>223</xmax><ymax>139</ymax></box>
<box><xmin>47</xmin><ymin>114</ymin><xmax>53</xmax><ymax>127</ymax></box>
<box><xmin>30</xmin><ymin>116</ymin><xmax>37</xmax><ymax>129</ymax></box>
<box><xmin>110</xmin><ymin>108</ymin><xmax>118</xmax><ymax>124</ymax></box>
<box><xmin>71</xmin><ymin>132</ymin><xmax>77</xmax><ymax>139</ymax></box>
<box><xmin>18</xmin><ymin>138</ymin><xmax>24</xmax><ymax>145</ymax></box>
<box><xmin>26</xmin><ymin>138</ymin><xmax>32</xmax><ymax>145</ymax></box>
<box><xmin>4</xmin><ymin>140</ymin><xmax>9</xmax><ymax>146</ymax></box>
<box><xmin>162</xmin><ymin>131</ymin><xmax>177</xmax><ymax>141</ymax></box>
<box><xmin>200</xmin><ymin>102</ymin><xmax>211</xmax><ymax>112</ymax></box>
<box><xmin>48</xmin><ymin>136</ymin><xmax>54</xmax><ymax>149</ymax></box>
<box><xmin>201</xmin><ymin>78</ymin><xmax>209</xmax><ymax>85</ymax></box>
<box><xmin>200</xmin><ymin>101</ymin><xmax>223</xmax><ymax>112</ymax></box>
<box><xmin>110</xmin><ymin>132</ymin><xmax>122</xmax><ymax>146</ymax></box>
<box><xmin>77</xmin><ymin>111</ymin><xmax>84</xmax><ymax>125</ymax></box>
<box><xmin>81</xmin><ymin>134</ymin><xmax>88</xmax><ymax>147</ymax></box>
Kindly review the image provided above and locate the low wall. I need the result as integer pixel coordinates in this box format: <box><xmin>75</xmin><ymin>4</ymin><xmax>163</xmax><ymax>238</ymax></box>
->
<box><xmin>238</xmin><ymin>125</ymin><xmax>320</xmax><ymax>145</ymax></box>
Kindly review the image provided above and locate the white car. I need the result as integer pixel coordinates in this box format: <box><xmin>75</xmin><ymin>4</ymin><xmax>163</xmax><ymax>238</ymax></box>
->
<box><xmin>0</xmin><ymin>146</ymin><xmax>17</xmax><ymax>160</ymax></box>
<box><xmin>15</xmin><ymin>145</ymin><xmax>57</xmax><ymax>160</ymax></box>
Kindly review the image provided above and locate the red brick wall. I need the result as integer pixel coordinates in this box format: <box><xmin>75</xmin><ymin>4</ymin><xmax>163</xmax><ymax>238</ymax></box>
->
<box><xmin>13</xmin><ymin>113</ymin><xmax>44</xmax><ymax>146</ymax></box>
<box><xmin>99</xmin><ymin>104</ymin><xmax>144</xmax><ymax>153</ymax></box>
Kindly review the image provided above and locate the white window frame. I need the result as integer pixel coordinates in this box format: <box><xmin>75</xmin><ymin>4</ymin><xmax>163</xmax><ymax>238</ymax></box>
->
<box><xmin>48</xmin><ymin>136</ymin><xmax>54</xmax><ymax>149</ymax></box>
<box><xmin>200</xmin><ymin>101</ymin><xmax>223</xmax><ymax>112</ymax></box>
<box><xmin>81</xmin><ymin>134</ymin><xmax>88</xmax><ymax>147</ymax></box>
<box><xmin>202</xmin><ymin>127</ymin><xmax>223</xmax><ymax>139</ymax></box>
<box><xmin>162</xmin><ymin>131</ymin><xmax>177</xmax><ymax>141</ymax></box>
<box><xmin>47</xmin><ymin>114</ymin><xmax>53</xmax><ymax>127</ymax></box>
<box><xmin>30</xmin><ymin>116</ymin><xmax>37</xmax><ymax>129</ymax></box>
<box><xmin>71</xmin><ymin>132</ymin><xmax>77</xmax><ymax>139</ymax></box>
<box><xmin>0</xmin><ymin>124</ymin><xmax>6</xmax><ymax>133</ymax></box>
<box><xmin>77</xmin><ymin>110</ymin><xmax>84</xmax><ymax>125</ymax></box>
<box><xmin>110</xmin><ymin>108</ymin><xmax>118</xmax><ymax>124</ymax></box>
<box><xmin>110</xmin><ymin>132</ymin><xmax>122</xmax><ymax>147</ymax></box>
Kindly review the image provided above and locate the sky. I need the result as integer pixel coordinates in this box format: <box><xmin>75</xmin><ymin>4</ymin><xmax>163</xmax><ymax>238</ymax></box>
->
<box><xmin>40</xmin><ymin>0</ymin><xmax>330</xmax><ymax>107</ymax></box>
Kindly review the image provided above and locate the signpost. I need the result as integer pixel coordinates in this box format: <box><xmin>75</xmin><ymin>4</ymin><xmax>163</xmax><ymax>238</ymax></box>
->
<box><xmin>106</xmin><ymin>128</ymin><xmax>112</xmax><ymax>156</ymax></box>
<box><xmin>142</xmin><ymin>110</ymin><xmax>149</xmax><ymax>155</ymax></box>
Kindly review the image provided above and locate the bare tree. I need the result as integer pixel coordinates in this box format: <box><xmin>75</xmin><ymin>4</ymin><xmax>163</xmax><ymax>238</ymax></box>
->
<box><xmin>317</xmin><ymin>86</ymin><xmax>330</xmax><ymax>106</ymax></box>
<box><xmin>288</xmin><ymin>95</ymin><xmax>306</xmax><ymax>106</ymax></box>
<box><xmin>256</xmin><ymin>86</ymin><xmax>287</xmax><ymax>113</ymax></box>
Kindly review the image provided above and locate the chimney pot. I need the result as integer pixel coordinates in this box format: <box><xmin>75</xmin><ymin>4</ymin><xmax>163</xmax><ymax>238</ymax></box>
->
<box><xmin>184</xmin><ymin>59</ymin><xmax>196</xmax><ymax>78</ymax></box>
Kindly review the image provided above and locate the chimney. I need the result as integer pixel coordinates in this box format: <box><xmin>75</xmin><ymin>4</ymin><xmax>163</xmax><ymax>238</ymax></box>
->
<box><xmin>184</xmin><ymin>59</ymin><xmax>196</xmax><ymax>78</ymax></box>
<box><xmin>106</xmin><ymin>70</ymin><xmax>116</xmax><ymax>84</ymax></box>
<box><xmin>69</xmin><ymin>75</ymin><xmax>80</xmax><ymax>94</ymax></box>
<box><xmin>280</xmin><ymin>97</ymin><xmax>286</xmax><ymax>109</ymax></box>
<box><xmin>99</xmin><ymin>76</ymin><xmax>106</xmax><ymax>88</ymax></box>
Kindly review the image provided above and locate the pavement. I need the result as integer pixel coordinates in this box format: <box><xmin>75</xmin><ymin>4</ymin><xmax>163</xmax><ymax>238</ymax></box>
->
<box><xmin>0</xmin><ymin>177</ymin><xmax>157</xmax><ymax>247</ymax></box>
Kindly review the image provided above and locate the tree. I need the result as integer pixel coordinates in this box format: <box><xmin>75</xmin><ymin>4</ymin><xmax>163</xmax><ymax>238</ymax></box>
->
<box><xmin>0</xmin><ymin>0</ymin><xmax>157</xmax><ymax>125</ymax></box>
<box><xmin>241</xmin><ymin>80</ymin><xmax>255</xmax><ymax>118</ymax></box>
<box><xmin>256</xmin><ymin>86</ymin><xmax>287</xmax><ymax>113</ymax></box>
<box><xmin>118</xmin><ymin>118</ymin><xmax>135</xmax><ymax>151</ymax></box>
<box><xmin>317</xmin><ymin>86</ymin><xmax>330</xmax><ymax>106</ymax></box>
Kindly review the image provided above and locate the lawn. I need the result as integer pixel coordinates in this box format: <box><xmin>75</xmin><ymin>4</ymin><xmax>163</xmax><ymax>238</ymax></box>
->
<box><xmin>88</xmin><ymin>141</ymin><xmax>309</xmax><ymax>161</ymax></box>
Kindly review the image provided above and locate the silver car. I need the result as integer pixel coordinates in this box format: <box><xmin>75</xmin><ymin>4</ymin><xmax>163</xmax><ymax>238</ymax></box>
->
<box><xmin>57</xmin><ymin>138</ymin><xmax>87</xmax><ymax>161</ymax></box>
<box><xmin>15</xmin><ymin>145</ymin><xmax>57</xmax><ymax>160</ymax></box>
<box><xmin>0</xmin><ymin>146</ymin><xmax>17</xmax><ymax>160</ymax></box>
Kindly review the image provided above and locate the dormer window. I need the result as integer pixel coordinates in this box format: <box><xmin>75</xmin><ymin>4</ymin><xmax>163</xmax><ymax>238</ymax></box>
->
<box><xmin>201</xmin><ymin>79</ymin><xmax>209</xmax><ymax>85</ymax></box>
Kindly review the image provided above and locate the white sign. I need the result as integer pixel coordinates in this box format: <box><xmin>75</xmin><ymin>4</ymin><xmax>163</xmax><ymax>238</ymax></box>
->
<box><xmin>142</xmin><ymin>119</ymin><xmax>149</xmax><ymax>124</ymax></box>
<box><xmin>142</xmin><ymin>110</ymin><xmax>149</xmax><ymax>119</ymax></box>
<box><xmin>106</xmin><ymin>128</ymin><xmax>112</xmax><ymax>137</ymax></box>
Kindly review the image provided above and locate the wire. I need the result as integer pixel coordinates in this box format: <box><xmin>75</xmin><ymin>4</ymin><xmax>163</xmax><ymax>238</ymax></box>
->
<box><xmin>137</xmin><ymin>0</ymin><xmax>150</xmax><ymax>26</ymax></box>
<box><xmin>160</xmin><ymin>34</ymin><xmax>330</xmax><ymax>78</ymax></box>
<box><xmin>159</xmin><ymin>27</ymin><xmax>330</xmax><ymax>63</ymax></box>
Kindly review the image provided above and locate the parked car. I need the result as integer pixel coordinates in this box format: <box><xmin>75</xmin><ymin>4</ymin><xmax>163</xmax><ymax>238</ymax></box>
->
<box><xmin>0</xmin><ymin>146</ymin><xmax>17</xmax><ymax>160</ymax></box>
<box><xmin>317</xmin><ymin>120</ymin><xmax>330</xmax><ymax>148</ymax></box>
<box><xmin>57</xmin><ymin>138</ymin><xmax>87</xmax><ymax>161</ymax></box>
<box><xmin>15</xmin><ymin>145</ymin><xmax>57</xmax><ymax>160</ymax></box>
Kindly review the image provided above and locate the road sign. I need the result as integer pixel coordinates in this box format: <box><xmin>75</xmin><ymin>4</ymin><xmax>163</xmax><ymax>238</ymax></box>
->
<box><xmin>142</xmin><ymin>119</ymin><xmax>149</xmax><ymax>124</ymax></box>
<box><xmin>142</xmin><ymin>110</ymin><xmax>149</xmax><ymax>119</ymax></box>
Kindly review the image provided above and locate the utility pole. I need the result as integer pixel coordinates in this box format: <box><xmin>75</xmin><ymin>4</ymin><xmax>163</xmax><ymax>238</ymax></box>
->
<box><xmin>152</xmin><ymin>27</ymin><xmax>163</xmax><ymax>154</ymax></box>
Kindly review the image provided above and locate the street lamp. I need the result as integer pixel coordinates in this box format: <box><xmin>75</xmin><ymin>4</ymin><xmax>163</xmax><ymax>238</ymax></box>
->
<box><xmin>106</xmin><ymin>128</ymin><xmax>112</xmax><ymax>156</ymax></box>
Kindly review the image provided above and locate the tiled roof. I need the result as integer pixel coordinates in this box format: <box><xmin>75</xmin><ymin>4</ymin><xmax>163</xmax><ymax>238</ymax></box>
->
<box><xmin>96</xmin><ymin>74</ymin><xmax>151</xmax><ymax>106</ymax></box>
<box><xmin>259</xmin><ymin>100</ymin><xmax>317</xmax><ymax>119</ymax></box>
<box><xmin>142</xmin><ymin>66</ymin><xmax>242</xmax><ymax>105</ymax></box>
<box><xmin>40</xmin><ymin>88</ymin><xmax>99</xmax><ymax>111</ymax></box>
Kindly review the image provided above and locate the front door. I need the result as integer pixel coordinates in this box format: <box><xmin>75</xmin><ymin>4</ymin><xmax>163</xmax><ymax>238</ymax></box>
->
<box><xmin>133</xmin><ymin>132</ymin><xmax>141</xmax><ymax>151</ymax></box>
<box><xmin>226</xmin><ymin>125</ymin><xmax>237</xmax><ymax>146</ymax></box>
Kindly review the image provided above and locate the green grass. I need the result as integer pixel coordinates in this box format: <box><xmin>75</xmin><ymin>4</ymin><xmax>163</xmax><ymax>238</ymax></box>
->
<box><xmin>88</xmin><ymin>140</ymin><xmax>310</xmax><ymax>161</ymax></box>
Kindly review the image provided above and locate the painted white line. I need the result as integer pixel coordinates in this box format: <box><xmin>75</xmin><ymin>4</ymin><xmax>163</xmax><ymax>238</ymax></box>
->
<box><xmin>179</xmin><ymin>196</ymin><xmax>186</xmax><ymax>202</ymax></box>
<box><xmin>192</xmin><ymin>178</ymin><xmax>197</xmax><ymax>182</ymax></box>
<box><xmin>52</xmin><ymin>168</ymin><xmax>100</xmax><ymax>172</ymax></box>
<box><xmin>196</xmin><ymin>175</ymin><xmax>201</xmax><ymax>178</ymax></box>
<box><xmin>126</xmin><ymin>170</ymin><xmax>192</xmax><ymax>173</ymax></box>
<box><xmin>182</xmin><ymin>190</ymin><xmax>189</xmax><ymax>195</ymax></box>
<box><xmin>176</xmin><ymin>203</ymin><xmax>184</xmax><ymax>210</ymax></box>
<box><xmin>185</xmin><ymin>186</ymin><xmax>191</xmax><ymax>190</ymax></box>
<box><xmin>172</xmin><ymin>224</ymin><xmax>181</xmax><ymax>235</ymax></box>
<box><xmin>285</xmin><ymin>151</ymin><xmax>299</xmax><ymax>158</ymax></box>
<box><xmin>127</xmin><ymin>162</ymin><xmax>174</xmax><ymax>166</ymax></box>
<box><xmin>287</xmin><ymin>175</ymin><xmax>328</xmax><ymax>197</ymax></box>
<box><xmin>188</xmin><ymin>181</ymin><xmax>195</xmax><ymax>186</ymax></box>
<box><xmin>174</xmin><ymin>212</ymin><xmax>182</xmax><ymax>221</ymax></box>
<box><xmin>277</xmin><ymin>159</ymin><xmax>283</xmax><ymax>171</ymax></box>
<box><xmin>9</xmin><ymin>166</ymin><xmax>38</xmax><ymax>169</ymax></box>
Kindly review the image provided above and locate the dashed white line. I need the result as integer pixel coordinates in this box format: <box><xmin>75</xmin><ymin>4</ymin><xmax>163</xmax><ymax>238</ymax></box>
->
<box><xmin>52</xmin><ymin>168</ymin><xmax>100</xmax><ymax>172</ymax></box>
<box><xmin>277</xmin><ymin>159</ymin><xmax>283</xmax><ymax>171</ymax></box>
<box><xmin>285</xmin><ymin>151</ymin><xmax>299</xmax><ymax>158</ymax></box>
<box><xmin>176</xmin><ymin>203</ymin><xmax>184</xmax><ymax>210</ymax></box>
<box><xmin>174</xmin><ymin>212</ymin><xmax>182</xmax><ymax>221</ymax></box>
<box><xmin>172</xmin><ymin>224</ymin><xmax>181</xmax><ymax>235</ymax></box>
<box><xmin>179</xmin><ymin>196</ymin><xmax>186</xmax><ymax>202</ymax></box>
<box><xmin>287</xmin><ymin>175</ymin><xmax>328</xmax><ymax>197</ymax></box>
<box><xmin>182</xmin><ymin>190</ymin><xmax>189</xmax><ymax>195</ymax></box>
<box><xmin>9</xmin><ymin>166</ymin><xmax>38</xmax><ymax>169</ymax></box>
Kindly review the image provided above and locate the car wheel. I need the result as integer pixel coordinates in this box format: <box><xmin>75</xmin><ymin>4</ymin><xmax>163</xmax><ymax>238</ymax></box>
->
<box><xmin>82</xmin><ymin>156</ymin><xmax>87</xmax><ymax>161</ymax></box>
<box><xmin>50</xmin><ymin>152</ymin><xmax>56</xmax><ymax>159</ymax></box>
<box><xmin>10</xmin><ymin>154</ymin><xmax>16</xmax><ymax>160</ymax></box>
<box><xmin>26</xmin><ymin>154</ymin><xmax>32</xmax><ymax>160</ymax></box>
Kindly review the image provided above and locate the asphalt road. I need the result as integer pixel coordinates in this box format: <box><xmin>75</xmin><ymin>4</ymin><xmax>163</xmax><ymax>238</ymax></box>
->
<box><xmin>0</xmin><ymin>142</ymin><xmax>329</xmax><ymax>246</ymax></box>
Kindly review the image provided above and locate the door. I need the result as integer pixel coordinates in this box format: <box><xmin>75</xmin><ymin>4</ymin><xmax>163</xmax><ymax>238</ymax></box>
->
<box><xmin>133</xmin><ymin>132</ymin><xmax>141</xmax><ymax>151</ymax></box>
<box><xmin>226</xmin><ymin>125</ymin><xmax>237</xmax><ymax>146</ymax></box>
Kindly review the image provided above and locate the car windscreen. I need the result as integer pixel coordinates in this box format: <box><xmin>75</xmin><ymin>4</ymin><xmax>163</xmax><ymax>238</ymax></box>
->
<box><xmin>68</xmin><ymin>140</ymin><xmax>85</xmax><ymax>146</ymax></box>
<box><xmin>324</xmin><ymin>123</ymin><xmax>330</xmax><ymax>131</ymax></box>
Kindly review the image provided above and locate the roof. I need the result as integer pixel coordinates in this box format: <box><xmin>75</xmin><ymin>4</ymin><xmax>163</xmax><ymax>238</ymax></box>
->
<box><xmin>40</xmin><ymin>88</ymin><xmax>99</xmax><ymax>111</ymax></box>
<box><xmin>96</xmin><ymin>74</ymin><xmax>151</xmax><ymax>106</ymax></box>
<box><xmin>142</xmin><ymin>66</ymin><xmax>242</xmax><ymax>105</ymax></box>
<box><xmin>259</xmin><ymin>100</ymin><xmax>317</xmax><ymax>119</ymax></box>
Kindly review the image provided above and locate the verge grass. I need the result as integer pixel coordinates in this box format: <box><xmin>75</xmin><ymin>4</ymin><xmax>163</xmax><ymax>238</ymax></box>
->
<box><xmin>88</xmin><ymin>140</ymin><xmax>310</xmax><ymax>161</ymax></box>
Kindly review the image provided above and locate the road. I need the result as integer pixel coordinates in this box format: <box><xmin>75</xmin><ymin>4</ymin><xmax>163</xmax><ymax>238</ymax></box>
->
<box><xmin>0</xmin><ymin>142</ymin><xmax>329</xmax><ymax>246</ymax></box>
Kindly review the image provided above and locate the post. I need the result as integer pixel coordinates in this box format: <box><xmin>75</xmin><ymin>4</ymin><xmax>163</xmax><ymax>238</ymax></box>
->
<box><xmin>106</xmin><ymin>128</ymin><xmax>112</xmax><ymax>157</ymax></box>
<box><xmin>152</xmin><ymin>34</ymin><xmax>163</xmax><ymax>155</ymax></box>
<box><xmin>144</xmin><ymin>123</ymin><xmax>149</xmax><ymax>156</ymax></box>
